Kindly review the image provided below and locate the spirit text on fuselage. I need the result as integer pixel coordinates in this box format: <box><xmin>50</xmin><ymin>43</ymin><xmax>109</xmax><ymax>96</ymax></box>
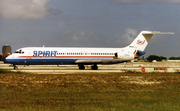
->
<box><xmin>33</xmin><ymin>51</ymin><xmax>58</xmax><ymax>57</ymax></box>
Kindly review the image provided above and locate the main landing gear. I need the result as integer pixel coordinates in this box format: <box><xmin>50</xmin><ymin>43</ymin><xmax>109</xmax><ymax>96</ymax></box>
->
<box><xmin>79</xmin><ymin>64</ymin><xmax>85</xmax><ymax>70</ymax></box>
<box><xmin>78</xmin><ymin>64</ymin><xmax>98</xmax><ymax>70</ymax></box>
<box><xmin>91</xmin><ymin>64</ymin><xmax>98</xmax><ymax>70</ymax></box>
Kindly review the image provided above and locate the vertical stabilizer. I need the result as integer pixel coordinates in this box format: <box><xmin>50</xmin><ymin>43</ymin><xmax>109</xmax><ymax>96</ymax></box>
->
<box><xmin>128</xmin><ymin>31</ymin><xmax>174</xmax><ymax>51</ymax></box>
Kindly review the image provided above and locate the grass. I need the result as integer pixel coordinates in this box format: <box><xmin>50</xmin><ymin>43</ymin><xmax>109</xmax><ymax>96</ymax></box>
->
<box><xmin>0</xmin><ymin>69</ymin><xmax>29</xmax><ymax>74</ymax></box>
<box><xmin>0</xmin><ymin>69</ymin><xmax>14</xmax><ymax>74</ymax></box>
<box><xmin>0</xmin><ymin>73</ymin><xmax>180</xmax><ymax>110</ymax></box>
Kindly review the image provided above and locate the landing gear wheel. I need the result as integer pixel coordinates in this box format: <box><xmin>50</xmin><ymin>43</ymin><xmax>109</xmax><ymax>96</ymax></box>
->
<box><xmin>91</xmin><ymin>64</ymin><xmax>98</xmax><ymax>70</ymax></box>
<box><xmin>79</xmin><ymin>65</ymin><xmax>85</xmax><ymax>70</ymax></box>
<box><xmin>14</xmin><ymin>65</ymin><xmax>18</xmax><ymax>70</ymax></box>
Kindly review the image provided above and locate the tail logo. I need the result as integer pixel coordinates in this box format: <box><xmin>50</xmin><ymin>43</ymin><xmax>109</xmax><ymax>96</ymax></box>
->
<box><xmin>137</xmin><ymin>40</ymin><xmax>145</xmax><ymax>45</ymax></box>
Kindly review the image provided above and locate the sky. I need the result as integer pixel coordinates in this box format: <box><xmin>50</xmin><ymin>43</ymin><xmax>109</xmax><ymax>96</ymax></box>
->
<box><xmin>0</xmin><ymin>0</ymin><xmax>180</xmax><ymax>58</ymax></box>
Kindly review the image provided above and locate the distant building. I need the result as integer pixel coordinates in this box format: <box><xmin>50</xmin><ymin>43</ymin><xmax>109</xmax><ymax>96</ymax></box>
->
<box><xmin>2</xmin><ymin>45</ymin><xmax>12</xmax><ymax>56</ymax></box>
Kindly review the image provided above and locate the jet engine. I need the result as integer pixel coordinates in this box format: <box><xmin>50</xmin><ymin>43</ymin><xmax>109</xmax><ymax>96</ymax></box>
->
<box><xmin>114</xmin><ymin>52</ymin><xmax>134</xmax><ymax>59</ymax></box>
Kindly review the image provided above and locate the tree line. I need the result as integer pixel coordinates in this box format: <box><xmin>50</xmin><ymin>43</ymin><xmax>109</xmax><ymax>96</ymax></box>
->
<box><xmin>145</xmin><ymin>55</ymin><xmax>180</xmax><ymax>62</ymax></box>
<box><xmin>0</xmin><ymin>55</ymin><xmax>6</xmax><ymax>61</ymax></box>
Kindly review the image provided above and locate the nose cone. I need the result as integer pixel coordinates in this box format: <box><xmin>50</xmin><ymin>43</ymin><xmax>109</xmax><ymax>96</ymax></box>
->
<box><xmin>4</xmin><ymin>56</ymin><xmax>11</xmax><ymax>63</ymax></box>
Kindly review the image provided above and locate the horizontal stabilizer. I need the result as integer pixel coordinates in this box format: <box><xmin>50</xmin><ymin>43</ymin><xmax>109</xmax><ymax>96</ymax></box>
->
<box><xmin>142</xmin><ymin>31</ymin><xmax>174</xmax><ymax>35</ymax></box>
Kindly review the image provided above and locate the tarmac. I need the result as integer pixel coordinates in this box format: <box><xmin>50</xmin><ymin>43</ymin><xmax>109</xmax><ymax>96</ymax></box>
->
<box><xmin>1</xmin><ymin>61</ymin><xmax>180</xmax><ymax>74</ymax></box>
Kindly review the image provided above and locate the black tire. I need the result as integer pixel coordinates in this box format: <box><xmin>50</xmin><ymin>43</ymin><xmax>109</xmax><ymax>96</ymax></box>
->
<box><xmin>14</xmin><ymin>66</ymin><xmax>18</xmax><ymax>70</ymax></box>
<box><xmin>92</xmin><ymin>65</ymin><xmax>98</xmax><ymax>70</ymax></box>
<box><xmin>79</xmin><ymin>65</ymin><xmax>85</xmax><ymax>70</ymax></box>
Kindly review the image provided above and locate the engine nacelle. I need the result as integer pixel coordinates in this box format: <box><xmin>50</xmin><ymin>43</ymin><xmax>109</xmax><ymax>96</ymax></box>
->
<box><xmin>114</xmin><ymin>52</ymin><xmax>134</xmax><ymax>59</ymax></box>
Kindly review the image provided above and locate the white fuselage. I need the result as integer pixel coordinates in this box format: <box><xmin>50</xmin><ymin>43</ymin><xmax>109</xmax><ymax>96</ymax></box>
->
<box><xmin>5</xmin><ymin>47</ymin><xmax>136</xmax><ymax>65</ymax></box>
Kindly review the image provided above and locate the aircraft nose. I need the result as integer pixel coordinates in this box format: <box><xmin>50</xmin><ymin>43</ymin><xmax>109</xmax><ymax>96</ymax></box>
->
<box><xmin>4</xmin><ymin>56</ymin><xmax>11</xmax><ymax>63</ymax></box>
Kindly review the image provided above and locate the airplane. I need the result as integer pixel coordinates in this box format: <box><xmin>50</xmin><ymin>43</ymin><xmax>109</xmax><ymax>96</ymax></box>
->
<box><xmin>5</xmin><ymin>31</ymin><xmax>174</xmax><ymax>70</ymax></box>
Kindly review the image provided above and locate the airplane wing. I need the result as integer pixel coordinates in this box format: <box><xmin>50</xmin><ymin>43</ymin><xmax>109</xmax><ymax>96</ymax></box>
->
<box><xmin>75</xmin><ymin>59</ymin><xmax>131</xmax><ymax>64</ymax></box>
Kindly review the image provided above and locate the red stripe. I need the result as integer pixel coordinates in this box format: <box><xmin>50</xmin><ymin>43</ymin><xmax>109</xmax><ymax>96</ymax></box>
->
<box><xmin>133</xmin><ymin>50</ymin><xmax>137</xmax><ymax>54</ymax></box>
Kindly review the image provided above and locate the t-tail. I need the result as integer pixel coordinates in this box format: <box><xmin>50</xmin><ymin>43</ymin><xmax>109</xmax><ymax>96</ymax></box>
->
<box><xmin>127</xmin><ymin>31</ymin><xmax>174</xmax><ymax>58</ymax></box>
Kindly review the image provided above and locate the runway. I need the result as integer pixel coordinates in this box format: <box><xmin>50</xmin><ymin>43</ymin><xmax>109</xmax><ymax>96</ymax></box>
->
<box><xmin>0</xmin><ymin>61</ymin><xmax>126</xmax><ymax>74</ymax></box>
<box><xmin>1</xmin><ymin>61</ymin><xmax>180</xmax><ymax>74</ymax></box>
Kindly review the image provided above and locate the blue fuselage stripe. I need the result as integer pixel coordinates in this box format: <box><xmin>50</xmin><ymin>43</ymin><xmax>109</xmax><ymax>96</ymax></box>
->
<box><xmin>6</xmin><ymin>58</ymin><xmax>108</xmax><ymax>65</ymax></box>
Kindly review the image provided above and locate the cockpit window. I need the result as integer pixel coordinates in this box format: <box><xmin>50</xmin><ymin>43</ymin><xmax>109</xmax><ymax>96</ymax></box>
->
<box><xmin>14</xmin><ymin>49</ymin><xmax>24</xmax><ymax>54</ymax></box>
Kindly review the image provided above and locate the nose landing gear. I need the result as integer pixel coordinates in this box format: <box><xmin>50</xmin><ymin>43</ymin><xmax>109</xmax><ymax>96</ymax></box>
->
<box><xmin>13</xmin><ymin>65</ymin><xmax>18</xmax><ymax>70</ymax></box>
